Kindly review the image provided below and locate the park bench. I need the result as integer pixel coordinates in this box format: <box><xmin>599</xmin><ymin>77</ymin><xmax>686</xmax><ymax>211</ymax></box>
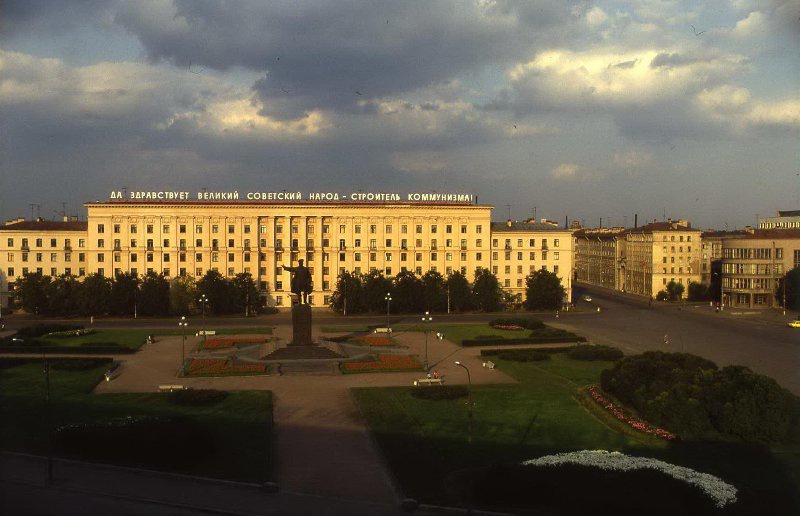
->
<box><xmin>373</xmin><ymin>327</ymin><xmax>392</xmax><ymax>334</ymax></box>
<box><xmin>413</xmin><ymin>378</ymin><xmax>443</xmax><ymax>386</ymax></box>
<box><xmin>158</xmin><ymin>384</ymin><xmax>185</xmax><ymax>392</ymax></box>
<box><xmin>483</xmin><ymin>360</ymin><xmax>495</xmax><ymax>369</ymax></box>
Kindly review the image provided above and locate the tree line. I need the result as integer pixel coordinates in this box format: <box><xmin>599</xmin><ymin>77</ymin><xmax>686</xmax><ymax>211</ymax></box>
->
<box><xmin>330</xmin><ymin>268</ymin><xmax>566</xmax><ymax>314</ymax></box>
<box><xmin>10</xmin><ymin>270</ymin><xmax>262</xmax><ymax>317</ymax></box>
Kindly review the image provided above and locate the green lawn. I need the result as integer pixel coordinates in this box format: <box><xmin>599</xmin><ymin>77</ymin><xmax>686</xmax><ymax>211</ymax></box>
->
<box><xmin>392</xmin><ymin>322</ymin><xmax>544</xmax><ymax>345</ymax></box>
<box><xmin>353</xmin><ymin>354</ymin><xmax>800</xmax><ymax>514</ymax></box>
<box><xmin>0</xmin><ymin>361</ymin><xmax>273</xmax><ymax>482</ymax></box>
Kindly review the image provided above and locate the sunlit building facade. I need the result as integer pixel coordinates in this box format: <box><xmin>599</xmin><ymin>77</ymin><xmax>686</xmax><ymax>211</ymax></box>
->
<box><xmin>0</xmin><ymin>200</ymin><xmax>574</xmax><ymax>309</ymax></box>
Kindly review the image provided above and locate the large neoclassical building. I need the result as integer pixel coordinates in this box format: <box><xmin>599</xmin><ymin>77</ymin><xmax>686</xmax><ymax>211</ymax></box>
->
<box><xmin>0</xmin><ymin>194</ymin><xmax>574</xmax><ymax>309</ymax></box>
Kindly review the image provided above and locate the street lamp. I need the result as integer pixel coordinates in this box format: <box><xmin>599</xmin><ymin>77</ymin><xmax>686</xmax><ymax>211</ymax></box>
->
<box><xmin>454</xmin><ymin>361</ymin><xmax>473</xmax><ymax>443</ymax></box>
<box><xmin>384</xmin><ymin>293</ymin><xmax>392</xmax><ymax>329</ymax></box>
<box><xmin>178</xmin><ymin>316</ymin><xmax>188</xmax><ymax>376</ymax></box>
<box><xmin>198</xmin><ymin>294</ymin><xmax>208</xmax><ymax>347</ymax></box>
<box><xmin>421</xmin><ymin>311</ymin><xmax>433</xmax><ymax>370</ymax></box>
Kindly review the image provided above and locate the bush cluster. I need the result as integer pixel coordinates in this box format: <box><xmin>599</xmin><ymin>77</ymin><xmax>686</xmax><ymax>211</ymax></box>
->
<box><xmin>410</xmin><ymin>385</ymin><xmax>469</xmax><ymax>401</ymax></box>
<box><xmin>480</xmin><ymin>347</ymin><xmax>573</xmax><ymax>357</ymax></box>
<box><xmin>568</xmin><ymin>345</ymin><xmax>624</xmax><ymax>361</ymax></box>
<box><xmin>16</xmin><ymin>324</ymin><xmax>84</xmax><ymax>339</ymax></box>
<box><xmin>600</xmin><ymin>351</ymin><xmax>800</xmax><ymax>442</ymax></box>
<box><xmin>166</xmin><ymin>388</ymin><xmax>229</xmax><ymax>406</ymax></box>
<box><xmin>496</xmin><ymin>349</ymin><xmax>551</xmax><ymax>362</ymax></box>
<box><xmin>488</xmin><ymin>317</ymin><xmax>545</xmax><ymax>330</ymax></box>
<box><xmin>463</xmin><ymin>335</ymin><xmax>586</xmax><ymax>347</ymax></box>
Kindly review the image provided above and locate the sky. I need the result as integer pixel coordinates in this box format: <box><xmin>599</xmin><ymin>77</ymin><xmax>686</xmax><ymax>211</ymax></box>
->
<box><xmin>0</xmin><ymin>0</ymin><xmax>798</xmax><ymax>229</ymax></box>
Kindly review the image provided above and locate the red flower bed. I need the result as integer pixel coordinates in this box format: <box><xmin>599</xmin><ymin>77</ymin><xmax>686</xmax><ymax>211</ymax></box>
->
<box><xmin>203</xmin><ymin>337</ymin><xmax>264</xmax><ymax>349</ymax></box>
<box><xmin>358</xmin><ymin>335</ymin><xmax>394</xmax><ymax>346</ymax></box>
<box><xmin>490</xmin><ymin>324</ymin><xmax>525</xmax><ymax>331</ymax></box>
<box><xmin>186</xmin><ymin>358</ymin><xmax>267</xmax><ymax>375</ymax></box>
<box><xmin>587</xmin><ymin>384</ymin><xmax>677</xmax><ymax>441</ymax></box>
<box><xmin>343</xmin><ymin>354</ymin><xmax>421</xmax><ymax>372</ymax></box>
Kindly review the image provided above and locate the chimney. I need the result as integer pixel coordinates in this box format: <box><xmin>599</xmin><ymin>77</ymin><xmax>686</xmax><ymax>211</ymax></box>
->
<box><xmin>506</xmin><ymin>219</ymin><xmax>513</xmax><ymax>228</ymax></box>
<box><xmin>634</xmin><ymin>214</ymin><xmax>638</xmax><ymax>228</ymax></box>
<box><xmin>71</xmin><ymin>216</ymin><xmax>78</xmax><ymax>222</ymax></box>
<box><xmin>63</xmin><ymin>216</ymin><xmax>69</xmax><ymax>222</ymax></box>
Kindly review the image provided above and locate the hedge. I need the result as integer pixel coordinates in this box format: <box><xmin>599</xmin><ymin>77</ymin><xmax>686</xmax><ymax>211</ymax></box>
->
<box><xmin>14</xmin><ymin>324</ymin><xmax>85</xmax><ymax>339</ymax></box>
<box><xmin>462</xmin><ymin>336</ymin><xmax>586</xmax><ymax>347</ymax></box>
<box><xmin>495</xmin><ymin>349</ymin><xmax>550</xmax><ymax>362</ymax></box>
<box><xmin>0</xmin><ymin>357</ymin><xmax>113</xmax><ymax>369</ymax></box>
<box><xmin>481</xmin><ymin>347</ymin><xmax>574</xmax><ymax>357</ymax></box>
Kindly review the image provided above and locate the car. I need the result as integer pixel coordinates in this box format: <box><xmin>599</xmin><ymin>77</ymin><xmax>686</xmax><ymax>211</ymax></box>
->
<box><xmin>788</xmin><ymin>320</ymin><xmax>800</xmax><ymax>328</ymax></box>
<box><xmin>582</xmin><ymin>295</ymin><xmax>592</xmax><ymax>302</ymax></box>
<box><xmin>104</xmin><ymin>362</ymin><xmax>122</xmax><ymax>382</ymax></box>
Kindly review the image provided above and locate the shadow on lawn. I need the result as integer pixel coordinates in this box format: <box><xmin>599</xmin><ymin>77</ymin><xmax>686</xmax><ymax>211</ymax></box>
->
<box><xmin>375</xmin><ymin>431</ymin><xmax>798</xmax><ymax>516</ymax></box>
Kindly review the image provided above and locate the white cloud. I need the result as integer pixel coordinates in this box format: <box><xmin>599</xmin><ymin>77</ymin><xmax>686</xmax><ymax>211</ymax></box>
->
<box><xmin>731</xmin><ymin>11</ymin><xmax>769</xmax><ymax>38</ymax></box>
<box><xmin>585</xmin><ymin>7</ymin><xmax>609</xmax><ymax>27</ymax></box>
<box><xmin>391</xmin><ymin>151</ymin><xmax>448</xmax><ymax>173</ymax></box>
<box><xmin>695</xmin><ymin>85</ymin><xmax>800</xmax><ymax>128</ymax></box>
<box><xmin>550</xmin><ymin>163</ymin><xmax>579</xmax><ymax>179</ymax></box>
<box><xmin>613</xmin><ymin>150</ymin><xmax>652</xmax><ymax>168</ymax></box>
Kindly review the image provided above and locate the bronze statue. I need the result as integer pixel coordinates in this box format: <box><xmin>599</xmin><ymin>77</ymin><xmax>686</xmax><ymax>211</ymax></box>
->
<box><xmin>283</xmin><ymin>259</ymin><xmax>312</xmax><ymax>304</ymax></box>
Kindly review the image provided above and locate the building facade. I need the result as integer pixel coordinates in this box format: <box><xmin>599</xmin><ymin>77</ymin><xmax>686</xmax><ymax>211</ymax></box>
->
<box><xmin>759</xmin><ymin>210</ymin><xmax>800</xmax><ymax>230</ymax></box>
<box><xmin>622</xmin><ymin>221</ymin><xmax>702</xmax><ymax>299</ymax></box>
<box><xmin>573</xmin><ymin>228</ymin><xmax>626</xmax><ymax>291</ymax></box>
<box><xmin>0</xmin><ymin>200</ymin><xmax>574</xmax><ymax>309</ymax></box>
<box><xmin>721</xmin><ymin>229</ymin><xmax>800</xmax><ymax>309</ymax></box>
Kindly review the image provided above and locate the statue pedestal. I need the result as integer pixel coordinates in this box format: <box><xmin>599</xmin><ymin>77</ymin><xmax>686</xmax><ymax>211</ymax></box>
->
<box><xmin>290</xmin><ymin>303</ymin><xmax>313</xmax><ymax>346</ymax></box>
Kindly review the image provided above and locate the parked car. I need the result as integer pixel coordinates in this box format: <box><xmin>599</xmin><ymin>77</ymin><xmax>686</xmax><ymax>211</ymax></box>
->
<box><xmin>104</xmin><ymin>362</ymin><xmax>122</xmax><ymax>382</ymax></box>
<box><xmin>582</xmin><ymin>295</ymin><xmax>593</xmax><ymax>302</ymax></box>
<box><xmin>788</xmin><ymin>320</ymin><xmax>800</xmax><ymax>328</ymax></box>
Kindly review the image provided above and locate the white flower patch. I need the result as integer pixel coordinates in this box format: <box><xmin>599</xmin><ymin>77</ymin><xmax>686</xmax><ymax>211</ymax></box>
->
<box><xmin>522</xmin><ymin>450</ymin><xmax>737</xmax><ymax>508</ymax></box>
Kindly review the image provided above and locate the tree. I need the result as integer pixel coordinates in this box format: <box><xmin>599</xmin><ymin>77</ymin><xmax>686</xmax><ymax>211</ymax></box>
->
<box><xmin>446</xmin><ymin>271</ymin><xmax>473</xmax><ymax>312</ymax></box>
<box><xmin>231</xmin><ymin>273</ymin><xmax>260</xmax><ymax>315</ymax></box>
<box><xmin>138</xmin><ymin>272</ymin><xmax>170</xmax><ymax>316</ymax></box>
<box><xmin>363</xmin><ymin>270</ymin><xmax>392</xmax><ymax>312</ymax></box>
<box><xmin>421</xmin><ymin>271</ymin><xmax>447</xmax><ymax>312</ymax></box>
<box><xmin>666</xmin><ymin>280</ymin><xmax>685</xmax><ymax>301</ymax></box>
<box><xmin>472</xmin><ymin>268</ymin><xmax>502</xmax><ymax>312</ymax></box>
<box><xmin>78</xmin><ymin>273</ymin><xmax>112</xmax><ymax>316</ymax></box>
<box><xmin>330</xmin><ymin>271</ymin><xmax>365</xmax><ymax>314</ymax></box>
<box><xmin>708</xmin><ymin>260</ymin><xmax>722</xmax><ymax>303</ymax></box>
<box><xmin>197</xmin><ymin>270</ymin><xmax>233</xmax><ymax>314</ymax></box>
<box><xmin>687</xmin><ymin>281</ymin><xmax>708</xmax><ymax>302</ymax></box>
<box><xmin>524</xmin><ymin>269</ymin><xmax>566</xmax><ymax>310</ymax></box>
<box><xmin>390</xmin><ymin>270</ymin><xmax>423</xmax><ymax>313</ymax></box>
<box><xmin>13</xmin><ymin>272</ymin><xmax>51</xmax><ymax>315</ymax></box>
<box><xmin>45</xmin><ymin>274</ymin><xmax>81</xmax><ymax>315</ymax></box>
<box><xmin>169</xmin><ymin>275</ymin><xmax>196</xmax><ymax>316</ymax></box>
<box><xmin>776</xmin><ymin>266</ymin><xmax>800</xmax><ymax>310</ymax></box>
<box><xmin>110</xmin><ymin>272</ymin><xmax>140</xmax><ymax>316</ymax></box>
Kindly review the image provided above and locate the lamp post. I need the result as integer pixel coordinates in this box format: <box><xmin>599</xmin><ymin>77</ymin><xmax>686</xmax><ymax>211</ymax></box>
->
<box><xmin>421</xmin><ymin>311</ymin><xmax>433</xmax><ymax>370</ymax></box>
<box><xmin>198</xmin><ymin>294</ymin><xmax>208</xmax><ymax>347</ymax></box>
<box><xmin>454</xmin><ymin>361</ymin><xmax>473</xmax><ymax>443</ymax></box>
<box><xmin>179</xmin><ymin>316</ymin><xmax>188</xmax><ymax>376</ymax></box>
<box><xmin>384</xmin><ymin>293</ymin><xmax>392</xmax><ymax>329</ymax></box>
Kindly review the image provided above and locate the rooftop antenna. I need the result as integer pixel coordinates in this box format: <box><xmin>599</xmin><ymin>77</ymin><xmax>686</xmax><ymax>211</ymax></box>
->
<box><xmin>61</xmin><ymin>202</ymin><xmax>67</xmax><ymax>219</ymax></box>
<box><xmin>506</xmin><ymin>204</ymin><xmax>512</xmax><ymax>220</ymax></box>
<box><xmin>623</xmin><ymin>215</ymin><xmax>628</xmax><ymax>227</ymax></box>
<box><xmin>29</xmin><ymin>203</ymin><xmax>36</xmax><ymax>221</ymax></box>
<box><xmin>533</xmin><ymin>206</ymin><xmax>537</xmax><ymax>222</ymax></box>
<box><xmin>663</xmin><ymin>207</ymin><xmax>666</xmax><ymax>221</ymax></box>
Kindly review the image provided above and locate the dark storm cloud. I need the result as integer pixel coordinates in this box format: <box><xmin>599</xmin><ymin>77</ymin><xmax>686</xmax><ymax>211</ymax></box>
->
<box><xmin>1</xmin><ymin>0</ymin><xmax>113</xmax><ymax>35</ymax></box>
<box><xmin>113</xmin><ymin>0</ymin><xmax>579</xmax><ymax>118</ymax></box>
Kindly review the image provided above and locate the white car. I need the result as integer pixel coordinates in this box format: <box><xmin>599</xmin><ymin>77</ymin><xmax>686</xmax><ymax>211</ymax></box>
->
<box><xmin>582</xmin><ymin>295</ymin><xmax>593</xmax><ymax>302</ymax></box>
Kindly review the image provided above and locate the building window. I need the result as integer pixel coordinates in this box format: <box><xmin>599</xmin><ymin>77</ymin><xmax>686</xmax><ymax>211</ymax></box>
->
<box><xmin>416</xmin><ymin>225</ymin><xmax>423</xmax><ymax>234</ymax></box>
<box><xmin>431</xmin><ymin>225</ymin><xmax>437</xmax><ymax>233</ymax></box>
<box><xmin>146</xmin><ymin>224</ymin><xmax>153</xmax><ymax>234</ymax></box>
<box><xmin>244</xmin><ymin>224</ymin><xmax>251</xmax><ymax>234</ymax></box>
<box><xmin>385</xmin><ymin>225</ymin><xmax>392</xmax><ymax>234</ymax></box>
<box><xmin>554</xmin><ymin>239</ymin><xmax>559</xmax><ymax>247</ymax></box>
<box><xmin>130</xmin><ymin>224</ymin><xmax>137</xmax><ymax>234</ymax></box>
<box><xmin>97</xmin><ymin>224</ymin><xmax>105</xmax><ymax>233</ymax></box>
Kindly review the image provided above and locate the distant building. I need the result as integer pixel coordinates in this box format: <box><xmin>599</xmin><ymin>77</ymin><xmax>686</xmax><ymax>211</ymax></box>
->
<box><xmin>623</xmin><ymin>220</ymin><xmax>702</xmax><ymax>299</ymax></box>
<box><xmin>721</xmin><ymin>229</ymin><xmax>800</xmax><ymax>309</ymax></box>
<box><xmin>490</xmin><ymin>220</ymin><xmax>574</xmax><ymax>304</ymax></box>
<box><xmin>700</xmin><ymin>230</ymin><xmax>749</xmax><ymax>286</ymax></box>
<box><xmin>573</xmin><ymin>228</ymin><xmax>627</xmax><ymax>291</ymax></box>
<box><xmin>759</xmin><ymin>210</ymin><xmax>800</xmax><ymax>230</ymax></box>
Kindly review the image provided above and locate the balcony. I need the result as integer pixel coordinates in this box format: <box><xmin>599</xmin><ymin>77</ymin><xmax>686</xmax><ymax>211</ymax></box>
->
<box><xmin>63</xmin><ymin>245</ymin><xmax>72</xmax><ymax>251</ymax></box>
<box><xmin>212</xmin><ymin>246</ymin><xmax>219</xmax><ymax>251</ymax></box>
<box><xmin>21</xmin><ymin>245</ymin><xmax>29</xmax><ymax>251</ymax></box>
<box><xmin>541</xmin><ymin>244</ymin><xmax>548</xmax><ymax>250</ymax></box>
<box><xmin>244</xmin><ymin>245</ymin><xmax>251</xmax><ymax>251</ymax></box>
<box><xmin>504</xmin><ymin>244</ymin><xmax>512</xmax><ymax>250</ymax></box>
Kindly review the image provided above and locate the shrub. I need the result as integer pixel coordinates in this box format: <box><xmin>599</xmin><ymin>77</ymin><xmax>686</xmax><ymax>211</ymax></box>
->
<box><xmin>411</xmin><ymin>385</ymin><xmax>469</xmax><ymax>401</ymax></box>
<box><xmin>655</xmin><ymin>290</ymin><xmax>669</xmax><ymax>302</ymax></box>
<box><xmin>0</xmin><ymin>357</ymin><xmax>40</xmax><ymax>369</ymax></box>
<box><xmin>166</xmin><ymin>388</ymin><xmax>229</xmax><ymax>406</ymax></box>
<box><xmin>481</xmin><ymin>347</ymin><xmax>573</xmax><ymax>357</ymax></box>
<box><xmin>568</xmin><ymin>345</ymin><xmax>623</xmax><ymax>361</ymax></box>
<box><xmin>497</xmin><ymin>349</ymin><xmax>550</xmax><ymax>362</ymax></box>
<box><xmin>50</xmin><ymin>357</ymin><xmax>114</xmax><ymax>371</ymax></box>
<box><xmin>462</xmin><ymin>336</ymin><xmax>586</xmax><ymax>347</ymax></box>
<box><xmin>80</xmin><ymin>341</ymin><xmax>122</xmax><ymax>347</ymax></box>
<box><xmin>600</xmin><ymin>352</ymin><xmax>800</xmax><ymax>443</ymax></box>
<box><xmin>488</xmin><ymin>317</ymin><xmax>544</xmax><ymax>330</ymax></box>
<box><xmin>44</xmin><ymin>328</ymin><xmax>95</xmax><ymax>339</ymax></box>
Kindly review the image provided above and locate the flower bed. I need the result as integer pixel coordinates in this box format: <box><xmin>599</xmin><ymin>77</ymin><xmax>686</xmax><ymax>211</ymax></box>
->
<box><xmin>44</xmin><ymin>328</ymin><xmax>95</xmax><ymax>338</ymax></box>
<box><xmin>489</xmin><ymin>324</ymin><xmax>525</xmax><ymax>331</ymax></box>
<box><xmin>202</xmin><ymin>337</ymin><xmax>264</xmax><ymax>350</ymax></box>
<box><xmin>587</xmin><ymin>384</ymin><xmax>676</xmax><ymax>441</ymax></box>
<box><xmin>343</xmin><ymin>354</ymin><xmax>422</xmax><ymax>373</ymax></box>
<box><xmin>522</xmin><ymin>450</ymin><xmax>737</xmax><ymax>508</ymax></box>
<box><xmin>356</xmin><ymin>335</ymin><xmax>394</xmax><ymax>346</ymax></box>
<box><xmin>186</xmin><ymin>358</ymin><xmax>267</xmax><ymax>376</ymax></box>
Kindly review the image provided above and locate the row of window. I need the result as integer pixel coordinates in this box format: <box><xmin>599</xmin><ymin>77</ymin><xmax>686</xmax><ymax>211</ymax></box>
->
<box><xmin>7</xmin><ymin>252</ymin><xmax>85</xmax><ymax>263</ymax></box>
<box><xmin>722</xmin><ymin>248</ymin><xmax>782</xmax><ymax>260</ymax></box>
<box><xmin>97</xmin><ymin>222</ymin><xmax>485</xmax><ymax>236</ymax></box>
<box><xmin>6</xmin><ymin>237</ymin><xmax>83</xmax><ymax>249</ymax></box>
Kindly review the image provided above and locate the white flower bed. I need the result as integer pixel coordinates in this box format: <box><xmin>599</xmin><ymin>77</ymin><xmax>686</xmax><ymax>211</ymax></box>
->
<box><xmin>522</xmin><ymin>450</ymin><xmax>737</xmax><ymax>508</ymax></box>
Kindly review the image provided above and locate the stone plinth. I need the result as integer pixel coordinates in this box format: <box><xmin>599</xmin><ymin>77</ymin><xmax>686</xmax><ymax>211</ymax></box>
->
<box><xmin>290</xmin><ymin>303</ymin><xmax>313</xmax><ymax>346</ymax></box>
